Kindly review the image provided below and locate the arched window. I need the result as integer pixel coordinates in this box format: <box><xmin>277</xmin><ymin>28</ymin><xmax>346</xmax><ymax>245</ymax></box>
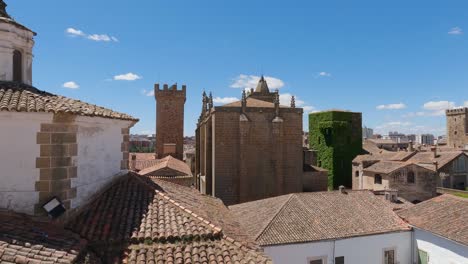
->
<box><xmin>407</xmin><ymin>171</ymin><xmax>415</xmax><ymax>183</ymax></box>
<box><xmin>13</xmin><ymin>50</ymin><xmax>22</xmax><ymax>82</ymax></box>
<box><xmin>374</xmin><ymin>174</ymin><xmax>382</xmax><ymax>184</ymax></box>
<box><xmin>355</xmin><ymin>170</ymin><xmax>359</xmax><ymax>177</ymax></box>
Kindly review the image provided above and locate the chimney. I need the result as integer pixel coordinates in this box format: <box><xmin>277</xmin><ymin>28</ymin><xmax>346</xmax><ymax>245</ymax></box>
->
<box><xmin>431</xmin><ymin>146</ymin><xmax>437</xmax><ymax>158</ymax></box>
<box><xmin>339</xmin><ymin>185</ymin><xmax>346</xmax><ymax>194</ymax></box>
<box><xmin>384</xmin><ymin>189</ymin><xmax>398</xmax><ymax>203</ymax></box>
<box><xmin>130</xmin><ymin>154</ymin><xmax>137</xmax><ymax>171</ymax></box>
<box><xmin>408</xmin><ymin>140</ymin><xmax>414</xmax><ymax>152</ymax></box>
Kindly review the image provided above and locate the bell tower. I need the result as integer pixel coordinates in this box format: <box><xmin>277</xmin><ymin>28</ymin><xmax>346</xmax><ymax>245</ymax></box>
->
<box><xmin>154</xmin><ymin>83</ymin><xmax>186</xmax><ymax>160</ymax></box>
<box><xmin>0</xmin><ymin>0</ymin><xmax>36</xmax><ymax>85</ymax></box>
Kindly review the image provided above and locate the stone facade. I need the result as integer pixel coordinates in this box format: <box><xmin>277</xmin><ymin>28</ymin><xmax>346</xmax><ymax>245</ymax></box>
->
<box><xmin>196</xmin><ymin>78</ymin><xmax>304</xmax><ymax>205</ymax></box>
<box><xmin>154</xmin><ymin>83</ymin><xmax>186</xmax><ymax>160</ymax></box>
<box><xmin>446</xmin><ymin>108</ymin><xmax>468</xmax><ymax>149</ymax></box>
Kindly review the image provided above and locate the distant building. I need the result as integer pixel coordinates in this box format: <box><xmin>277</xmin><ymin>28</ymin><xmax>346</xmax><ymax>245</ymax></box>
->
<box><xmin>230</xmin><ymin>189</ymin><xmax>412</xmax><ymax>264</ymax></box>
<box><xmin>0</xmin><ymin>2</ymin><xmax>138</xmax><ymax>216</ymax></box>
<box><xmin>362</xmin><ymin>126</ymin><xmax>374</xmax><ymax>139</ymax></box>
<box><xmin>154</xmin><ymin>83</ymin><xmax>186</xmax><ymax>160</ymax></box>
<box><xmin>196</xmin><ymin>77</ymin><xmax>304</xmax><ymax>205</ymax></box>
<box><xmin>416</xmin><ymin>134</ymin><xmax>435</xmax><ymax>146</ymax></box>
<box><xmin>398</xmin><ymin>194</ymin><xmax>468</xmax><ymax>264</ymax></box>
<box><xmin>366</xmin><ymin>138</ymin><xmax>409</xmax><ymax>151</ymax></box>
<box><xmin>387</xmin><ymin>131</ymin><xmax>410</xmax><ymax>143</ymax></box>
<box><xmin>309</xmin><ymin>110</ymin><xmax>363</xmax><ymax>189</ymax></box>
<box><xmin>446</xmin><ymin>107</ymin><xmax>468</xmax><ymax>149</ymax></box>
<box><xmin>407</xmin><ymin>134</ymin><xmax>417</xmax><ymax>143</ymax></box>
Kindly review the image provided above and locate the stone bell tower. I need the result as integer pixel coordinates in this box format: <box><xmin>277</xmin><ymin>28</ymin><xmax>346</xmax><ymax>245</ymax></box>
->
<box><xmin>154</xmin><ymin>83</ymin><xmax>186</xmax><ymax>160</ymax></box>
<box><xmin>0</xmin><ymin>0</ymin><xmax>36</xmax><ymax>85</ymax></box>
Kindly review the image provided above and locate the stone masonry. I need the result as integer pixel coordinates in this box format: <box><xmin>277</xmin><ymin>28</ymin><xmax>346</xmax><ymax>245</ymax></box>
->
<box><xmin>446</xmin><ymin>108</ymin><xmax>468</xmax><ymax>149</ymax></box>
<box><xmin>196</xmin><ymin>78</ymin><xmax>304</xmax><ymax>205</ymax></box>
<box><xmin>35</xmin><ymin>113</ymin><xmax>78</xmax><ymax>215</ymax></box>
<box><xmin>154</xmin><ymin>84</ymin><xmax>186</xmax><ymax>160</ymax></box>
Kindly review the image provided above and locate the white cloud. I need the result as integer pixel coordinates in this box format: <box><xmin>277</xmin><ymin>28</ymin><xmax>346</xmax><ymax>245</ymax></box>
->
<box><xmin>464</xmin><ymin>101</ymin><xmax>468</xmax><ymax>107</ymax></box>
<box><xmin>213</xmin><ymin>97</ymin><xmax>238</xmax><ymax>104</ymax></box>
<box><xmin>66</xmin><ymin>28</ymin><xmax>85</xmax><ymax>37</ymax></box>
<box><xmin>141</xmin><ymin>89</ymin><xmax>154</xmax><ymax>97</ymax></box>
<box><xmin>231</xmin><ymin>74</ymin><xmax>285</xmax><ymax>90</ymax></box>
<box><xmin>448</xmin><ymin>27</ymin><xmax>463</xmax><ymax>35</ymax></box>
<box><xmin>376</xmin><ymin>103</ymin><xmax>406</xmax><ymax>110</ymax></box>
<box><xmin>317</xmin><ymin>72</ymin><xmax>332</xmax><ymax>77</ymax></box>
<box><xmin>66</xmin><ymin>27</ymin><xmax>118</xmax><ymax>42</ymax></box>
<box><xmin>62</xmin><ymin>81</ymin><xmax>79</xmax><ymax>89</ymax></box>
<box><xmin>423</xmin><ymin>100</ymin><xmax>456</xmax><ymax>116</ymax></box>
<box><xmin>279</xmin><ymin>93</ymin><xmax>316</xmax><ymax>112</ymax></box>
<box><xmin>114</xmin><ymin>73</ymin><xmax>142</xmax><ymax>81</ymax></box>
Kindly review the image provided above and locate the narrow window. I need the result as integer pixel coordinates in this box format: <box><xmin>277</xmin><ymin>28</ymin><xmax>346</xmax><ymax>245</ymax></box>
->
<box><xmin>335</xmin><ymin>256</ymin><xmax>344</xmax><ymax>264</ymax></box>
<box><xmin>407</xmin><ymin>171</ymin><xmax>415</xmax><ymax>184</ymax></box>
<box><xmin>13</xmin><ymin>50</ymin><xmax>22</xmax><ymax>82</ymax></box>
<box><xmin>309</xmin><ymin>259</ymin><xmax>323</xmax><ymax>264</ymax></box>
<box><xmin>375</xmin><ymin>174</ymin><xmax>382</xmax><ymax>184</ymax></box>
<box><xmin>418</xmin><ymin>250</ymin><xmax>429</xmax><ymax>264</ymax></box>
<box><xmin>384</xmin><ymin>249</ymin><xmax>395</xmax><ymax>264</ymax></box>
<box><xmin>355</xmin><ymin>171</ymin><xmax>359</xmax><ymax>177</ymax></box>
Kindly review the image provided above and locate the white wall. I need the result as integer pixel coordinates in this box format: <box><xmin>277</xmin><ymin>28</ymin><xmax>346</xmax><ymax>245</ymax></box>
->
<box><xmin>0</xmin><ymin>112</ymin><xmax>53</xmax><ymax>214</ymax></box>
<box><xmin>413</xmin><ymin>228</ymin><xmax>468</xmax><ymax>264</ymax></box>
<box><xmin>72</xmin><ymin>116</ymin><xmax>131</xmax><ymax>209</ymax></box>
<box><xmin>264</xmin><ymin>231</ymin><xmax>412</xmax><ymax>264</ymax></box>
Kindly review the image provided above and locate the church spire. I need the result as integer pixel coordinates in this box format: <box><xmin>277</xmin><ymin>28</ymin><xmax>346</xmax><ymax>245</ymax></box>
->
<box><xmin>255</xmin><ymin>75</ymin><xmax>270</xmax><ymax>93</ymax></box>
<box><xmin>0</xmin><ymin>0</ymin><xmax>11</xmax><ymax>19</ymax></box>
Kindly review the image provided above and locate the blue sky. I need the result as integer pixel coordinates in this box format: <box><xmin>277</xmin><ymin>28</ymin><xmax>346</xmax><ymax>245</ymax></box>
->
<box><xmin>10</xmin><ymin>0</ymin><xmax>468</xmax><ymax>136</ymax></box>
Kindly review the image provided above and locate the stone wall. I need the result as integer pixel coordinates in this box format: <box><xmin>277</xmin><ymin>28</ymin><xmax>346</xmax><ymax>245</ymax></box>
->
<box><xmin>155</xmin><ymin>84</ymin><xmax>186</xmax><ymax>160</ymax></box>
<box><xmin>446</xmin><ymin>108</ymin><xmax>468</xmax><ymax>149</ymax></box>
<box><xmin>197</xmin><ymin>105</ymin><xmax>303</xmax><ymax>205</ymax></box>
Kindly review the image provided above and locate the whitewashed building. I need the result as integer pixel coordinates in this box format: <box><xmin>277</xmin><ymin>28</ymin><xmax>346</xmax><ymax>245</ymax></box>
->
<box><xmin>230</xmin><ymin>189</ymin><xmax>413</xmax><ymax>264</ymax></box>
<box><xmin>0</xmin><ymin>1</ymin><xmax>138</xmax><ymax>216</ymax></box>
<box><xmin>398</xmin><ymin>194</ymin><xmax>468</xmax><ymax>264</ymax></box>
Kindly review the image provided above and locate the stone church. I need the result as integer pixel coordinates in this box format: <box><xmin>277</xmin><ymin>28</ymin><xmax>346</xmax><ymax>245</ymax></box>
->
<box><xmin>195</xmin><ymin>77</ymin><xmax>304</xmax><ymax>205</ymax></box>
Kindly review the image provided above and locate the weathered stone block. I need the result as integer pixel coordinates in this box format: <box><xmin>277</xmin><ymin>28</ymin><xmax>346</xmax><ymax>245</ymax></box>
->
<box><xmin>50</xmin><ymin>168</ymin><xmax>68</xmax><ymax>180</ymax></box>
<box><xmin>51</xmin><ymin>133</ymin><xmax>76</xmax><ymax>144</ymax></box>
<box><xmin>53</xmin><ymin>113</ymin><xmax>76</xmax><ymax>123</ymax></box>
<box><xmin>50</xmin><ymin>179</ymin><xmax>71</xmax><ymax>192</ymax></box>
<box><xmin>51</xmin><ymin>157</ymin><xmax>72</xmax><ymax>167</ymax></box>
<box><xmin>36</xmin><ymin>132</ymin><xmax>51</xmax><ymax>144</ymax></box>
<box><xmin>36</xmin><ymin>157</ymin><xmax>50</xmax><ymax>168</ymax></box>
<box><xmin>35</xmin><ymin>181</ymin><xmax>50</xmax><ymax>192</ymax></box>
<box><xmin>68</xmin><ymin>166</ymin><xmax>78</xmax><ymax>178</ymax></box>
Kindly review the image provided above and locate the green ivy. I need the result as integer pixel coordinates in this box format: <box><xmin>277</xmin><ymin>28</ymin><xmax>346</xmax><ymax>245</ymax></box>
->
<box><xmin>309</xmin><ymin>111</ymin><xmax>363</xmax><ymax>190</ymax></box>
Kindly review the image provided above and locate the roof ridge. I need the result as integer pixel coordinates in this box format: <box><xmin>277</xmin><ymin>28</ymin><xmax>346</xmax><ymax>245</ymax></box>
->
<box><xmin>255</xmin><ymin>194</ymin><xmax>295</xmax><ymax>241</ymax></box>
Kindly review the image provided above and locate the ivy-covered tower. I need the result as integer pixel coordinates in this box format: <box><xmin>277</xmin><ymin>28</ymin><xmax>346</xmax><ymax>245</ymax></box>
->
<box><xmin>309</xmin><ymin>110</ymin><xmax>362</xmax><ymax>189</ymax></box>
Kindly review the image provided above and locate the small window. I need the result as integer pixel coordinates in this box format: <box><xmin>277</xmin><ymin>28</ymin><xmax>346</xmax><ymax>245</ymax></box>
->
<box><xmin>13</xmin><ymin>50</ymin><xmax>22</xmax><ymax>82</ymax></box>
<box><xmin>407</xmin><ymin>171</ymin><xmax>415</xmax><ymax>184</ymax></box>
<box><xmin>318</xmin><ymin>161</ymin><xmax>321</xmax><ymax>167</ymax></box>
<box><xmin>454</xmin><ymin>131</ymin><xmax>458</xmax><ymax>135</ymax></box>
<box><xmin>384</xmin><ymin>249</ymin><xmax>395</xmax><ymax>264</ymax></box>
<box><xmin>355</xmin><ymin>171</ymin><xmax>359</xmax><ymax>177</ymax></box>
<box><xmin>308</xmin><ymin>256</ymin><xmax>327</xmax><ymax>264</ymax></box>
<box><xmin>375</xmin><ymin>174</ymin><xmax>382</xmax><ymax>184</ymax></box>
<box><xmin>335</xmin><ymin>256</ymin><xmax>344</xmax><ymax>264</ymax></box>
<box><xmin>309</xmin><ymin>259</ymin><xmax>323</xmax><ymax>264</ymax></box>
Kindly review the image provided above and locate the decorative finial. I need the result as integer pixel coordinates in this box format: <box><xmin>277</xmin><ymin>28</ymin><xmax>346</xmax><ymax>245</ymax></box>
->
<box><xmin>274</xmin><ymin>92</ymin><xmax>280</xmax><ymax>117</ymax></box>
<box><xmin>0</xmin><ymin>0</ymin><xmax>11</xmax><ymax>19</ymax></box>
<box><xmin>241</xmin><ymin>90</ymin><xmax>247</xmax><ymax>111</ymax></box>
<box><xmin>208</xmin><ymin>92</ymin><xmax>213</xmax><ymax>109</ymax></box>
<box><xmin>291</xmin><ymin>96</ymin><xmax>296</xmax><ymax>108</ymax></box>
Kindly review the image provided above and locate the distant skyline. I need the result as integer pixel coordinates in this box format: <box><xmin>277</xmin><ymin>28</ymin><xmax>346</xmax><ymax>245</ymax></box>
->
<box><xmin>10</xmin><ymin>0</ymin><xmax>468</xmax><ymax>136</ymax></box>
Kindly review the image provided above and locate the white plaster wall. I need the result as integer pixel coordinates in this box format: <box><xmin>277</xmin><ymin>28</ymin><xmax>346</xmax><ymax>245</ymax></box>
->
<box><xmin>0</xmin><ymin>112</ymin><xmax>53</xmax><ymax>214</ymax></box>
<box><xmin>0</xmin><ymin>19</ymin><xmax>35</xmax><ymax>85</ymax></box>
<box><xmin>72</xmin><ymin>116</ymin><xmax>132</xmax><ymax>209</ymax></box>
<box><xmin>264</xmin><ymin>231</ymin><xmax>412</xmax><ymax>264</ymax></box>
<box><xmin>413</xmin><ymin>228</ymin><xmax>468</xmax><ymax>264</ymax></box>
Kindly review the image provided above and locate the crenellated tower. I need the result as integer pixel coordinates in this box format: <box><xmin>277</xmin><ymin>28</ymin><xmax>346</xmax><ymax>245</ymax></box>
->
<box><xmin>154</xmin><ymin>83</ymin><xmax>186</xmax><ymax>160</ymax></box>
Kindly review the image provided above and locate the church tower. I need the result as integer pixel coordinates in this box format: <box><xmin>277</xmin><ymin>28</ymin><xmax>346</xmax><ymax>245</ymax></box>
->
<box><xmin>154</xmin><ymin>83</ymin><xmax>186</xmax><ymax>160</ymax></box>
<box><xmin>0</xmin><ymin>0</ymin><xmax>36</xmax><ymax>85</ymax></box>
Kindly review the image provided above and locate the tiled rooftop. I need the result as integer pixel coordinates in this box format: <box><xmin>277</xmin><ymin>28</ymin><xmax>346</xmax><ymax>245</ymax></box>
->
<box><xmin>138</xmin><ymin>155</ymin><xmax>192</xmax><ymax>177</ymax></box>
<box><xmin>230</xmin><ymin>190</ymin><xmax>411</xmax><ymax>246</ymax></box>
<box><xmin>398</xmin><ymin>194</ymin><xmax>468</xmax><ymax>246</ymax></box>
<box><xmin>0</xmin><ymin>81</ymin><xmax>138</xmax><ymax>121</ymax></box>
<box><xmin>67</xmin><ymin>173</ymin><xmax>270</xmax><ymax>263</ymax></box>
<box><xmin>0</xmin><ymin>211</ymin><xmax>87</xmax><ymax>264</ymax></box>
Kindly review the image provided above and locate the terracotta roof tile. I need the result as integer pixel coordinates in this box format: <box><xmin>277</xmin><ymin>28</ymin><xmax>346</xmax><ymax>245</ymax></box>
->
<box><xmin>398</xmin><ymin>194</ymin><xmax>468</xmax><ymax>246</ymax></box>
<box><xmin>0</xmin><ymin>81</ymin><xmax>138</xmax><ymax>121</ymax></box>
<box><xmin>138</xmin><ymin>156</ymin><xmax>192</xmax><ymax>177</ymax></box>
<box><xmin>0</xmin><ymin>212</ymin><xmax>87</xmax><ymax>264</ymax></box>
<box><xmin>67</xmin><ymin>173</ymin><xmax>270</xmax><ymax>263</ymax></box>
<box><xmin>230</xmin><ymin>191</ymin><xmax>410</xmax><ymax>246</ymax></box>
